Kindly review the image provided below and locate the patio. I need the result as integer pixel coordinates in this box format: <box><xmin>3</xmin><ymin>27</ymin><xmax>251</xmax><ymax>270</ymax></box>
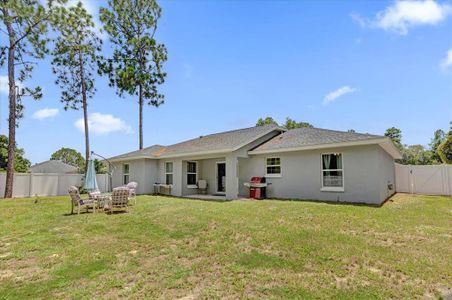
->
<box><xmin>183</xmin><ymin>194</ymin><xmax>227</xmax><ymax>201</ymax></box>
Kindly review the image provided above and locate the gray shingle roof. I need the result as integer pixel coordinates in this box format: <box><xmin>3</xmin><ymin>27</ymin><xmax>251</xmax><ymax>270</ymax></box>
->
<box><xmin>108</xmin><ymin>145</ymin><xmax>166</xmax><ymax>161</ymax></box>
<box><xmin>251</xmin><ymin>127</ymin><xmax>384</xmax><ymax>152</ymax></box>
<box><xmin>159</xmin><ymin>124</ymin><xmax>284</xmax><ymax>157</ymax></box>
<box><xmin>29</xmin><ymin>160</ymin><xmax>79</xmax><ymax>173</ymax></box>
<box><xmin>108</xmin><ymin>125</ymin><xmax>284</xmax><ymax>160</ymax></box>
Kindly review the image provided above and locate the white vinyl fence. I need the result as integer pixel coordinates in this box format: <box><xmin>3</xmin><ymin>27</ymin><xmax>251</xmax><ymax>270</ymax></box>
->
<box><xmin>0</xmin><ymin>173</ymin><xmax>109</xmax><ymax>198</ymax></box>
<box><xmin>395</xmin><ymin>163</ymin><xmax>452</xmax><ymax>196</ymax></box>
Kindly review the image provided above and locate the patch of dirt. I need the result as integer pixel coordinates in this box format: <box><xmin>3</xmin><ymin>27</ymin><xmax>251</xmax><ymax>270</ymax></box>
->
<box><xmin>0</xmin><ymin>252</ymin><xmax>12</xmax><ymax>259</ymax></box>
<box><xmin>385</xmin><ymin>193</ymin><xmax>418</xmax><ymax>205</ymax></box>
<box><xmin>0</xmin><ymin>257</ymin><xmax>49</xmax><ymax>283</ymax></box>
<box><xmin>233</xmin><ymin>233</ymin><xmax>252</xmax><ymax>252</ymax></box>
<box><xmin>0</xmin><ymin>269</ymin><xmax>14</xmax><ymax>280</ymax></box>
<box><xmin>341</xmin><ymin>227</ymin><xmax>430</xmax><ymax>248</ymax></box>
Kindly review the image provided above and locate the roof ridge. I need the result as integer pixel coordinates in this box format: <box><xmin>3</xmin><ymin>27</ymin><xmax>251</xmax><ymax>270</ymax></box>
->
<box><xmin>288</xmin><ymin>126</ymin><xmax>382</xmax><ymax>137</ymax></box>
<box><xmin>32</xmin><ymin>159</ymin><xmax>73</xmax><ymax>167</ymax></box>
<box><xmin>201</xmin><ymin>124</ymin><xmax>281</xmax><ymax>137</ymax></box>
<box><xmin>165</xmin><ymin>124</ymin><xmax>283</xmax><ymax>147</ymax></box>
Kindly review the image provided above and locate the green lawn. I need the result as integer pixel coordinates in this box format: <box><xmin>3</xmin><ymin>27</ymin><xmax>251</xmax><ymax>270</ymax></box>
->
<box><xmin>0</xmin><ymin>194</ymin><xmax>451</xmax><ymax>299</ymax></box>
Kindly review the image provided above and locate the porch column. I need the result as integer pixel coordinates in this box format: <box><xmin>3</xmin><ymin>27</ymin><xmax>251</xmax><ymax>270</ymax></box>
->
<box><xmin>226</xmin><ymin>155</ymin><xmax>239</xmax><ymax>200</ymax></box>
<box><xmin>172</xmin><ymin>159</ymin><xmax>183</xmax><ymax>197</ymax></box>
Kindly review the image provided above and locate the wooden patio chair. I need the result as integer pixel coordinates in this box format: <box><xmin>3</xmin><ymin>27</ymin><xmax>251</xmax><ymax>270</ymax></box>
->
<box><xmin>68</xmin><ymin>186</ymin><xmax>96</xmax><ymax>214</ymax></box>
<box><xmin>105</xmin><ymin>187</ymin><xmax>129</xmax><ymax>214</ymax></box>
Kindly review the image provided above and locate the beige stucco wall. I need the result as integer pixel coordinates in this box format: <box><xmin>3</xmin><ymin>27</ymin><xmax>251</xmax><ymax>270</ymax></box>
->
<box><xmin>239</xmin><ymin>144</ymin><xmax>393</xmax><ymax>205</ymax></box>
<box><xmin>111</xmin><ymin>158</ymin><xmax>159</xmax><ymax>195</ymax></box>
<box><xmin>378</xmin><ymin>147</ymin><xmax>396</xmax><ymax>202</ymax></box>
<box><xmin>110</xmin><ymin>143</ymin><xmax>395</xmax><ymax>204</ymax></box>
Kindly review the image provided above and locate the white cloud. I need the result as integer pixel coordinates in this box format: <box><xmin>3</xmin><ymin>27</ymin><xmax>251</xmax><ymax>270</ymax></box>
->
<box><xmin>75</xmin><ymin>113</ymin><xmax>132</xmax><ymax>135</ymax></box>
<box><xmin>32</xmin><ymin>108</ymin><xmax>59</xmax><ymax>120</ymax></box>
<box><xmin>323</xmin><ymin>86</ymin><xmax>358</xmax><ymax>105</ymax></box>
<box><xmin>352</xmin><ymin>0</ymin><xmax>452</xmax><ymax>35</ymax></box>
<box><xmin>440</xmin><ymin>48</ymin><xmax>452</xmax><ymax>69</ymax></box>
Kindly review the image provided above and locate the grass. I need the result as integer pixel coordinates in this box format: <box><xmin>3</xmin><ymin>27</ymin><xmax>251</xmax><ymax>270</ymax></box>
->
<box><xmin>0</xmin><ymin>193</ymin><xmax>451</xmax><ymax>299</ymax></box>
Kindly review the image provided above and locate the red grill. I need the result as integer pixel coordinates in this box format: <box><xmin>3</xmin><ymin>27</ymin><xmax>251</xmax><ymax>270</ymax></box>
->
<box><xmin>249</xmin><ymin>176</ymin><xmax>266</xmax><ymax>199</ymax></box>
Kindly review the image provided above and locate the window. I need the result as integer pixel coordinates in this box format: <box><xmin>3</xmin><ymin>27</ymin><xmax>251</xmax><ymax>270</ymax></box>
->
<box><xmin>187</xmin><ymin>161</ymin><xmax>197</xmax><ymax>186</ymax></box>
<box><xmin>123</xmin><ymin>164</ymin><xmax>130</xmax><ymax>185</ymax></box>
<box><xmin>266</xmin><ymin>157</ymin><xmax>281</xmax><ymax>176</ymax></box>
<box><xmin>321</xmin><ymin>153</ymin><xmax>343</xmax><ymax>191</ymax></box>
<box><xmin>165</xmin><ymin>162</ymin><xmax>173</xmax><ymax>185</ymax></box>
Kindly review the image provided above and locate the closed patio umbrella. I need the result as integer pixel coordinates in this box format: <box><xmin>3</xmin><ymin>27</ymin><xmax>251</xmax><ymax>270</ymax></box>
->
<box><xmin>84</xmin><ymin>157</ymin><xmax>98</xmax><ymax>192</ymax></box>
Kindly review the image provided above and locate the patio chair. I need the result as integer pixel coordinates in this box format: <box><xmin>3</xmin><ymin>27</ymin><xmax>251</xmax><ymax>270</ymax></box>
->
<box><xmin>126</xmin><ymin>181</ymin><xmax>138</xmax><ymax>205</ymax></box>
<box><xmin>106</xmin><ymin>187</ymin><xmax>130</xmax><ymax>214</ymax></box>
<box><xmin>68</xmin><ymin>186</ymin><xmax>96</xmax><ymax>214</ymax></box>
<box><xmin>197</xmin><ymin>180</ymin><xmax>208</xmax><ymax>194</ymax></box>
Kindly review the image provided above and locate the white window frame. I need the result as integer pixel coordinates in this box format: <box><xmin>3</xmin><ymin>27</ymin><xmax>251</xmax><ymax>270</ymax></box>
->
<box><xmin>265</xmin><ymin>157</ymin><xmax>281</xmax><ymax>178</ymax></box>
<box><xmin>186</xmin><ymin>161</ymin><xmax>198</xmax><ymax>188</ymax></box>
<box><xmin>123</xmin><ymin>163</ymin><xmax>130</xmax><ymax>185</ymax></box>
<box><xmin>165</xmin><ymin>161</ymin><xmax>173</xmax><ymax>186</ymax></box>
<box><xmin>320</xmin><ymin>153</ymin><xmax>344</xmax><ymax>192</ymax></box>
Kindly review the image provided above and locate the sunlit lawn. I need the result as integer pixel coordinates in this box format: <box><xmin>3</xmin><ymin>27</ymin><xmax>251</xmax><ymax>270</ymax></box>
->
<box><xmin>0</xmin><ymin>193</ymin><xmax>451</xmax><ymax>299</ymax></box>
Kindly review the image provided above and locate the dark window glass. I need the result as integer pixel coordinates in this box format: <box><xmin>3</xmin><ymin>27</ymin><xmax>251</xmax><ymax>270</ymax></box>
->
<box><xmin>165</xmin><ymin>162</ymin><xmax>173</xmax><ymax>173</ymax></box>
<box><xmin>266</xmin><ymin>157</ymin><xmax>281</xmax><ymax>174</ymax></box>
<box><xmin>322</xmin><ymin>154</ymin><xmax>342</xmax><ymax>170</ymax></box>
<box><xmin>267</xmin><ymin>166</ymin><xmax>281</xmax><ymax>174</ymax></box>
<box><xmin>187</xmin><ymin>162</ymin><xmax>197</xmax><ymax>173</ymax></box>
<box><xmin>266</xmin><ymin>157</ymin><xmax>280</xmax><ymax>166</ymax></box>
<box><xmin>187</xmin><ymin>174</ymin><xmax>197</xmax><ymax>185</ymax></box>
<box><xmin>123</xmin><ymin>175</ymin><xmax>129</xmax><ymax>185</ymax></box>
<box><xmin>166</xmin><ymin>174</ymin><xmax>173</xmax><ymax>185</ymax></box>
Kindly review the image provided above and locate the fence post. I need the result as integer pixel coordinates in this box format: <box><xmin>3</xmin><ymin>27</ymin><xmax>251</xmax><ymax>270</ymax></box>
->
<box><xmin>28</xmin><ymin>173</ymin><xmax>33</xmax><ymax>197</ymax></box>
<box><xmin>57</xmin><ymin>174</ymin><xmax>60</xmax><ymax>196</ymax></box>
<box><xmin>409</xmin><ymin>166</ymin><xmax>413</xmax><ymax>194</ymax></box>
<box><xmin>447</xmin><ymin>165</ymin><xmax>451</xmax><ymax>196</ymax></box>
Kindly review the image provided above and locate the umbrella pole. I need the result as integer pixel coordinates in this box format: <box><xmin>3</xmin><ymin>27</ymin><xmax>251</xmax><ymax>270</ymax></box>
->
<box><xmin>91</xmin><ymin>151</ymin><xmax>116</xmax><ymax>192</ymax></box>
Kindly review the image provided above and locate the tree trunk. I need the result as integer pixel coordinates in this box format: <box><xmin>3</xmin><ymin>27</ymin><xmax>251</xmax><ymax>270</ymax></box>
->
<box><xmin>78</xmin><ymin>49</ymin><xmax>90</xmax><ymax>173</ymax></box>
<box><xmin>4</xmin><ymin>11</ymin><xmax>16</xmax><ymax>199</ymax></box>
<box><xmin>139</xmin><ymin>83</ymin><xmax>143</xmax><ymax>149</ymax></box>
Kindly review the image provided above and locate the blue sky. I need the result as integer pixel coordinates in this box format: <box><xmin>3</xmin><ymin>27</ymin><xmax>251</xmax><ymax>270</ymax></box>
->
<box><xmin>1</xmin><ymin>0</ymin><xmax>451</xmax><ymax>164</ymax></box>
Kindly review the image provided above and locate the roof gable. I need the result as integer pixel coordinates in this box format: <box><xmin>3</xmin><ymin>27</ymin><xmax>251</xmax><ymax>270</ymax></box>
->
<box><xmin>249</xmin><ymin>127</ymin><xmax>401</xmax><ymax>159</ymax></box>
<box><xmin>251</xmin><ymin>127</ymin><xmax>383</xmax><ymax>152</ymax></box>
<box><xmin>108</xmin><ymin>145</ymin><xmax>166</xmax><ymax>161</ymax></box>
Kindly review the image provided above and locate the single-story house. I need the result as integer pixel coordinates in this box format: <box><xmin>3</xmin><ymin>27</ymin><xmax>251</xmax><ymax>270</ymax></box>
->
<box><xmin>29</xmin><ymin>160</ymin><xmax>79</xmax><ymax>174</ymax></box>
<box><xmin>108</xmin><ymin>124</ymin><xmax>401</xmax><ymax>205</ymax></box>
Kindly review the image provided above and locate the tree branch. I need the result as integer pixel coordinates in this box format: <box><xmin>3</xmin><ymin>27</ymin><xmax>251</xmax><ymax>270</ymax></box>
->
<box><xmin>12</xmin><ymin>12</ymin><xmax>50</xmax><ymax>48</ymax></box>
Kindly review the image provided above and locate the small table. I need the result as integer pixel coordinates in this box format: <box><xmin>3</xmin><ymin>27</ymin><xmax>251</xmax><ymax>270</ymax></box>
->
<box><xmin>91</xmin><ymin>193</ymin><xmax>112</xmax><ymax>210</ymax></box>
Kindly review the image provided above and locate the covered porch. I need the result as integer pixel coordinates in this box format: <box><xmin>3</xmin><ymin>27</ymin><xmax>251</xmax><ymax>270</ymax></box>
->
<box><xmin>172</xmin><ymin>154</ymin><xmax>242</xmax><ymax>200</ymax></box>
